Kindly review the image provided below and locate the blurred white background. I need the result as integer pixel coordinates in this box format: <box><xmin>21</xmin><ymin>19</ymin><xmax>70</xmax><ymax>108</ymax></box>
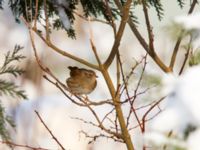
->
<box><xmin>0</xmin><ymin>1</ymin><xmax>199</xmax><ymax>150</ymax></box>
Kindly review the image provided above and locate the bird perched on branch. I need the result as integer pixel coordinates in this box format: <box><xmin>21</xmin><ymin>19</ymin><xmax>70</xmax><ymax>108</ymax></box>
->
<box><xmin>66</xmin><ymin>66</ymin><xmax>97</xmax><ymax>95</ymax></box>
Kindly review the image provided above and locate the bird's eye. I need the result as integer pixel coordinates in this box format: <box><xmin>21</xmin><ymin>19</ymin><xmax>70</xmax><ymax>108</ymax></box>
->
<box><xmin>87</xmin><ymin>73</ymin><xmax>92</xmax><ymax>77</ymax></box>
<box><xmin>83</xmin><ymin>72</ymin><xmax>89</xmax><ymax>77</ymax></box>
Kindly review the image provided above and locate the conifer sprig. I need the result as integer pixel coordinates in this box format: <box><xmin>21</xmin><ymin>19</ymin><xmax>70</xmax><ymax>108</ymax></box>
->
<box><xmin>0</xmin><ymin>45</ymin><xmax>25</xmax><ymax>77</ymax></box>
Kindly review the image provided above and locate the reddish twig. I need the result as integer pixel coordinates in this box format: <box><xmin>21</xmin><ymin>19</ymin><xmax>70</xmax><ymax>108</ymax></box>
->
<box><xmin>82</xmin><ymin>101</ymin><xmax>123</xmax><ymax>139</ymax></box>
<box><xmin>101</xmin><ymin>108</ymin><xmax>115</xmax><ymax>125</ymax></box>
<box><xmin>132</xmin><ymin>54</ymin><xmax>148</xmax><ymax>104</ymax></box>
<box><xmin>126</xmin><ymin>54</ymin><xmax>148</xmax><ymax>131</ymax></box>
<box><xmin>0</xmin><ymin>140</ymin><xmax>48</xmax><ymax>150</ymax></box>
<box><xmin>118</xmin><ymin>54</ymin><xmax>148</xmax><ymax>131</ymax></box>
<box><xmin>141</xmin><ymin>96</ymin><xmax>165</xmax><ymax>132</ymax></box>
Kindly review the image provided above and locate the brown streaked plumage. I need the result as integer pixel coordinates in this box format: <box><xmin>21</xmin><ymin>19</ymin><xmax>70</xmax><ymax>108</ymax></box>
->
<box><xmin>66</xmin><ymin>66</ymin><xmax>97</xmax><ymax>95</ymax></box>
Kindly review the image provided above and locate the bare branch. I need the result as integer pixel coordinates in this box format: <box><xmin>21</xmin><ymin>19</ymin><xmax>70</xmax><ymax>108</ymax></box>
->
<box><xmin>33</xmin><ymin>0</ymin><xmax>39</xmax><ymax>29</ymax></box>
<box><xmin>142</xmin><ymin>0</ymin><xmax>155</xmax><ymax>55</ymax></box>
<box><xmin>80</xmin><ymin>131</ymin><xmax>123</xmax><ymax>144</ymax></box>
<box><xmin>169</xmin><ymin>0</ymin><xmax>198</xmax><ymax>70</ymax></box>
<box><xmin>83</xmin><ymin>101</ymin><xmax>123</xmax><ymax>139</ymax></box>
<box><xmin>114</xmin><ymin>0</ymin><xmax>171</xmax><ymax>73</ymax></box>
<box><xmin>74</xmin><ymin>11</ymin><xmax>109</xmax><ymax>25</ymax></box>
<box><xmin>0</xmin><ymin>140</ymin><xmax>48</xmax><ymax>150</ymax></box>
<box><xmin>104</xmin><ymin>0</ymin><xmax>133</xmax><ymax>69</ymax></box>
<box><xmin>179</xmin><ymin>37</ymin><xmax>192</xmax><ymax>75</ymax></box>
<box><xmin>43</xmin><ymin>0</ymin><xmax>50</xmax><ymax>40</ymax></box>
<box><xmin>35</xmin><ymin>111</ymin><xmax>65</xmax><ymax>150</ymax></box>
<box><xmin>21</xmin><ymin>16</ymin><xmax>100</xmax><ymax>71</ymax></box>
<box><xmin>37</xmin><ymin>34</ymin><xmax>100</xmax><ymax>70</ymax></box>
<box><xmin>104</xmin><ymin>0</ymin><xmax>117</xmax><ymax>35</ymax></box>
<box><xmin>169</xmin><ymin>36</ymin><xmax>182</xmax><ymax>69</ymax></box>
<box><xmin>188</xmin><ymin>0</ymin><xmax>198</xmax><ymax>14</ymax></box>
<box><xmin>44</xmin><ymin>75</ymin><xmax>113</xmax><ymax>106</ymax></box>
<box><xmin>88</xmin><ymin>23</ymin><xmax>103</xmax><ymax>67</ymax></box>
<box><xmin>127</xmin><ymin>54</ymin><xmax>148</xmax><ymax>131</ymax></box>
<box><xmin>101</xmin><ymin>108</ymin><xmax>115</xmax><ymax>125</ymax></box>
<box><xmin>132</xmin><ymin>54</ymin><xmax>148</xmax><ymax>103</ymax></box>
<box><xmin>120</xmin><ymin>58</ymin><xmax>142</xmax><ymax>95</ymax></box>
<box><xmin>141</xmin><ymin>97</ymin><xmax>165</xmax><ymax>132</ymax></box>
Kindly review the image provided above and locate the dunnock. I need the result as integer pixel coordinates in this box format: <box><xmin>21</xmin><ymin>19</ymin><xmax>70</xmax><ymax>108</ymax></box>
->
<box><xmin>66</xmin><ymin>66</ymin><xmax>97</xmax><ymax>95</ymax></box>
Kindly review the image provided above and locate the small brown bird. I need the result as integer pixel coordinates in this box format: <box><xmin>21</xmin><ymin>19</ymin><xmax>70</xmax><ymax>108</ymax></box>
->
<box><xmin>66</xmin><ymin>66</ymin><xmax>97</xmax><ymax>95</ymax></box>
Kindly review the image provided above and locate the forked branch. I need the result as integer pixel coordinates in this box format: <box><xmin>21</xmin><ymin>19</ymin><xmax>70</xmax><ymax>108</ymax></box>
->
<box><xmin>104</xmin><ymin>0</ymin><xmax>133</xmax><ymax>69</ymax></box>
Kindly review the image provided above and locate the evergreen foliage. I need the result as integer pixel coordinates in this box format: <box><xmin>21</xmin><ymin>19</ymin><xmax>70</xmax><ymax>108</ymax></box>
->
<box><xmin>177</xmin><ymin>0</ymin><xmax>185</xmax><ymax>8</ymax></box>
<box><xmin>189</xmin><ymin>50</ymin><xmax>200</xmax><ymax>66</ymax></box>
<box><xmin>0</xmin><ymin>0</ymin><xmax>188</xmax><ymax>38</ymax></box>
<box><xmin>0</xmin><ymin>45</ymin><xmax>26</xmax><ymax>141</ymax></box>
<box><xmin>0</xmin><ymin>104</ymin><xmax>15</xmax><ymax>141</ymax></box>
<box><xmin>0</xmin><ymin>45</ymin><xmax>25</xmax><ymax>77</ymax></box>
<box><xmin>148</xmin><ymin>0</ymin><xmax>164</xmax><ymax>20</ymax></box>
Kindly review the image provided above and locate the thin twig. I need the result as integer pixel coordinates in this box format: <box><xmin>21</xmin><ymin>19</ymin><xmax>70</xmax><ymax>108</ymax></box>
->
<box><xmin>80</xmin><ymin>131</ymin><xmax>123</xmax><ymax>144</ymax></box>
<box><xmin>101</xmin><ymin>108</ymin><xmax>115</xmax><ymax>125</ymax></box>
<box><xmin>71</xmin><ymin>117</ymin><xmax>100</xmax><ymax>128</ymax></box>
<box><xmin>34</xmin><ymin>0</ymin><xmax>39</xmax><ymax>29</ymax></box>
<box><xmin>44</xmin><ymin>75</ymin><xmax>113</xmax><ymax>106</ymax></box>
<box><xmin>35</xmin><ymin>111</ymin><xmax>65</xmax><ymax>150</ymax></box>
<box><xmin>114</xmin><ymin>110</ymin><xmax>119</xmax><ymax>134</ymax></box>
<box><xmin>116</xmin><ymin>53</ymin><xmax>121</xmax><ymax>89</ymax></box>
<box><xmin>114</xmin><ymin>0</ymin><xmax>171</xmax><ymax>73</ymax></box>
<box><xmin>43</xmin><ymin>1</ymin><xmax>100</xmax><ymax>70</ymax></box>
<box><xmin>141</xmin><ymin>96</ymin><xmax>165</xmax><ymax>132</ymax></box>
<box><xmin>129</xmin><ymin>20</ymin><xmax>170</xmax><ymax>72</ymax></box>
<box><xmin>142</xmin><ymin>0</ymin><xmax>155</xmax><ymax>55</ymax></box>
<box><xmin>34</xmin><ymin>29</ymin><xmax>100</xmax><ymax>70</ymax></box>
<box><xmin>129</xmin><ymin>108</ymin><xmax>162</xmax><ymax>131</ymax></box>
<box><xmin>135</xmin><ymin>99</ymin><xmax>160</xmax><ymax>111</ymax></box>
<box><xmin>179</xmin><ymin>37</ymin><xmax>192</xmax><ymax>75</ymax></box>
<box><xmin>82</xmin><ymin>100</ymin><xmax>123</xmax><ymax>139</ymax></box>
<box><xmin>104</xmin><ymin>0</ymin><xmax>117</xmax><ymax>35</ymax></box>
<box><xmin>43</xmin><ymin>0</ymin><xmax>50</xmax><ymax>40</ymax></box>
<box><xmin>122</xmin><ymin>85</ymin><xmax>156</xmax><ymax>104</ymax></box>
<box><xmin>132</xmin><ymin>54</ymin><xmax>148</xmax><ymax>103</ymax></box>
<box><xmin>0</xmin><ymin>140</ymin><xmax>48</xmax><ymax>150</ymax></box>
<box><xmin>21</xmin><ymin>15</ymin><xmax>100</xmax><ymax>71</ymax></box>
<box><xmin>127</xmin><ymin>54</ymin><xmax>148</xmax><ymax>130</ymax></box>
<box><xmin>118</xmin><ymin>0</ymin><xmax>170</xmax><ymax>72</ymax></box>
<box><xmin>74</xmin><ymin>11</ymin><xmax>109</xmax><ymax>24</ymax></box>
<box><xmin>118</xmin><ymin>53</ymin><xmax>145</xmax><ymax>131</ymax></box>
<box><xmin>169</xmin><ymin>36</ymin><xmax>182</xmax><ymax>69</ymax></box>
<box><xmin>169</xmin><ymin>0</ymin><xmax>198</xmax><ymax>70</ymax></box>
<box><xmin>22</xmin><ymin>17</ymin><xmax>68</xmax><ymax>91</ymax></box>
<box><xmin>88</xmin><ymin>22</ymin><xmax>102</xmax><ymax>67</ymax></box>
<box><xmin>43</xmin><ymin>75</ymin><xmax>85</xmax><ymax>106</ymax></box>
<box><xmin>120</xmin><ymin>58</ymin><xmax>142</xmax><ymax>95</ymax></box>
